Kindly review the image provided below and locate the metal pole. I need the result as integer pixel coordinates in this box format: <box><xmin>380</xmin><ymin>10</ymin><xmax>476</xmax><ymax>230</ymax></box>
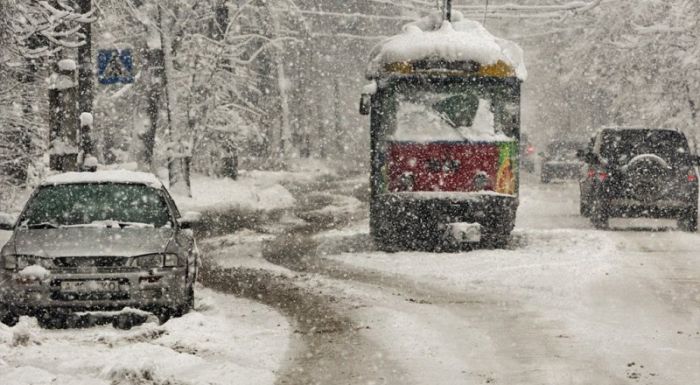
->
<box><xmin>483</xmin><ymin>0</ymin><xmax>490</xmax><ymax>26</ymax></box>
<box><xmin>444</xmin><ymin>0</ymin><xmax>452</xmax><ymax>21</ymax></box>
<box><xmin>78</xmin><ymin>0</ymin><xmax>95</xmax><ymax>157</ymax></box>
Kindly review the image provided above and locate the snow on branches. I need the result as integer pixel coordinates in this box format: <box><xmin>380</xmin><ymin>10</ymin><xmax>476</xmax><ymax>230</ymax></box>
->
<box><xmin>9</xmin><ymin>0</ymin><xmax>96</xmax><ymax>59</ymax></box>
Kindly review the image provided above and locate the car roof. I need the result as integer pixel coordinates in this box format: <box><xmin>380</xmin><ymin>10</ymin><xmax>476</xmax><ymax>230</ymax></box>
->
<box><xmin>41</xmin><ymin>170</ymin><xmax>164</xmax><ymax>189</ymax></box>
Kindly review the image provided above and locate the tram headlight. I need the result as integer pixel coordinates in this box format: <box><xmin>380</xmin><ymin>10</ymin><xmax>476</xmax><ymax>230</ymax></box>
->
<box><xmin>473</xmin><ymin>171</ymin><xmax>491</xmax><ymax>191</ymax></box>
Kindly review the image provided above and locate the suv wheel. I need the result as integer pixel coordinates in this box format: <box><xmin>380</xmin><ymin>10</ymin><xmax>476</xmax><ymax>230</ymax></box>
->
<box><xmin>678</xmin><ymin>204</ymin><xmax>698</xmax><ymax>232</ymax></box>
<box><xmin>579</xmin><ymin>195</ymin><xmax>591</xmax><ymax>217</ymax></box>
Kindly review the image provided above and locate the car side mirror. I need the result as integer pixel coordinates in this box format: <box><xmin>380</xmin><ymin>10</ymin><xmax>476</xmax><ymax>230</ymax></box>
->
<box><xmin>359</xmin><ymin>94</ymin><xmax>371</xmax><ymax>115</ymax></box>
<box><xmin>177</xmin><ymin>211</ymin><xmax>202</xmax><ymax>230</ymax></box>
<box><xmin>0</xmin><ymin>212</ymin><xmax>16</xmax><ymax>231</ymax></box>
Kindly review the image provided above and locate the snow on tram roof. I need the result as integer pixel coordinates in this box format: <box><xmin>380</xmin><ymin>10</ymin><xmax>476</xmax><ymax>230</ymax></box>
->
<box><xmin>366</xmin><ymin>12</ymin><xmax>527</xmax><ymax>81</ymax></box>
<box><xmin>42</xmin><ymin>170</ymin><xmax>163</xmax><ymax>188</ymax></box>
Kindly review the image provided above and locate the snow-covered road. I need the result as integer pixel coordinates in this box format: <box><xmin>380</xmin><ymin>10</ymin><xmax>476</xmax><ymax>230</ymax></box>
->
<box><xmin>0</xmin><ymin>286</ymin><xmax>290</xmax><ymax>385</ymax></box>
<box><xmin>309</xmin><ymin>179</ymin><xmax>700</xmax><ymax>384</ymax></box>
<box><xmin>5</xmin><ymin>174</ymin><xmax>696</xmax><ymax>385</ymax></box>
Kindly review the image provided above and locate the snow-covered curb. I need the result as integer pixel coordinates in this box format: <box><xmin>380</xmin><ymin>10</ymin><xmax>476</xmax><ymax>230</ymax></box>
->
<box><xmin>173</xmin><ymin>174</ymin><xmax>296</xmax><ymax>214</ymax></box>
<box><xmin>0</xmin><ymin>287</ymin><xmax>290</xmax><ymax>385</ymax></box>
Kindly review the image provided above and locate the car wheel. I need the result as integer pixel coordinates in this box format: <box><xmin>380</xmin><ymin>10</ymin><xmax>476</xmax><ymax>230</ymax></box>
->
<box><xmin>158</xmin><ymin>286</ymin><xmax>195</xmax><ymax>324</ymax></box>
<box><xmin>112</xmin><ymin>313</ymin><xmax>148</xmax><ymax>330</ymax></box>
<box><xmin>590</xmin><ymin>198</ymin><xmax>609</xmax><ymax>229</ymax></box>
<box><xmin>541</xmin><ymin>172</ymin><xmax>550</xmax><ymax>184</ymax></box>
<box><xmin>678</xmin><ymin>204</ymin><xmax>698</xmax><ymax>232</ymax></box>
<box><xmin>183</xmin><ymin>285</ymin><xmax>195</xmax><ymax>313</ymax></box>
<box><xmin>37</xmin><ymin>311</ymin><xmax>68</xmax><ymax>329</ymax></box>
<box><xmin>0</xmin><ymin>306</ymin><xmax>19</xmax><ymax>327</ymax></box>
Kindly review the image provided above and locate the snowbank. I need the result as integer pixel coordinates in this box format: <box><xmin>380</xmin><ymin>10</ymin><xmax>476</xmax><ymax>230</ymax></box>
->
<box><xmin>200</xmin><ymin>230</ymin><xmax>293</xmax><ymax>274</ymax></box>
<box><xmin>367</xmin><ymin>12</ymin><xmax>527</xmax><ymax>80</ymax></box>
<box><xmin>0</xmin><ymin>287</ymin><xmax>290</xmax><ymax>385</ymax></box>
<box><xmin>174</xmin><ymin>174</ymin><xmax>296</xmax><ymax>214</ymax></box>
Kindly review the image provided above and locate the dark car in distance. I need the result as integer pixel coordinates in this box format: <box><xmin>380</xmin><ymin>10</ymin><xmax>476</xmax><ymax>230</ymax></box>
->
<box><xmin>578</xmin><ymin>127</ymin><xmax>699</xmax><ymax>231</ymax></box>
<box><xmin>540</xmin><ymin>140</ymin><xmax>585</xmax><ymax>183</ymax></box>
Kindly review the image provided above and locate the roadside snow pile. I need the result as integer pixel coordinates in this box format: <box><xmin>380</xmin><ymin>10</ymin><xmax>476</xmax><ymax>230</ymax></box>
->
<box><xmin>367</xmin><ymin>12</ymin><xmax>527</xmax><ymax>80</ymax></box>
<box><xmin>175</xmin><ymin>173</ymin><xmax>296</xmax><ymax>213</ymax></box>
<box><xmin>326</xmin><ymin>228</ymin><xmax>616</xmax><ymax>301</ymax></box>
<box><xmin>0</xmin><ymin>287</ymin><xmax>290</xmax><ymax>385</ymax></box>
<box><xmin>200</xmin><ymin>230</ymin><xmax>292</xmax><ymax>274</ymax></box>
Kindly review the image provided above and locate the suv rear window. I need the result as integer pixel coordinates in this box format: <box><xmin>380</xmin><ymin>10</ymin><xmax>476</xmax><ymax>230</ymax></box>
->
<box><xmin>600</xmin><ymin>130</ymin><xmax>691</xmax><ymax>165</ymax></box>
<box><xmin>19</xmin><ymin>183</ymin><xmax>172</xmax><ymax>228</ymax></box>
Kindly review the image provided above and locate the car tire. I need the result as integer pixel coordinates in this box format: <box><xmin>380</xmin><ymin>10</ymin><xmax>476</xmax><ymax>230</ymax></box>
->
<box><xmin>678</xmin><ymin>204</ymin><xmax>698</xmax><ymax>232</ymax></box>
<box><xmin>37</xmin><ymin>311</ymin><xmax>68</xmax><ymax>329</ymax></box>
<box><xmin>158</xmin><ymin>286</ymin><xmax>195</xmax><ymax>324</ymax></box>
<box><xmin>590</xmin><ymin>198</ymin><xmax>609</xmax><ymax>229</ymax></box>
<box><xmin>181</xmin><ymin>285</ymin><xmax>195</xmax><ymax>314</ymax></box>
<box><xmin>0</xmin><ymin>306</ymin><xmax>19</xmax><ymax>327</ymax></box>
<box><xmin>541</xmin><ymin>172</ymin><xmax>550</xmax><ymax>184</ymax></box>
<box><xmin>112</xmin><ymin>313</ymin><xmax>148</xmax><ymax>330</ymax></box>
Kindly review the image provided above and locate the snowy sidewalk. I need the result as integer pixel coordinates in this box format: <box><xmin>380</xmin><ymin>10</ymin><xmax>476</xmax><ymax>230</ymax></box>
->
<box><xmin>0</xmin><ymin>287</ymin><xmax>290</xmax><ymax>385</ymax></box>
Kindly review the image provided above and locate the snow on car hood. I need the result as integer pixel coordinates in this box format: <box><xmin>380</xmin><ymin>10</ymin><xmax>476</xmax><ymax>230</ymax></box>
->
<box><xmin>11</xmin><ymin>227</ymin><xmax>173</xmax><ymax>257</ymax></box>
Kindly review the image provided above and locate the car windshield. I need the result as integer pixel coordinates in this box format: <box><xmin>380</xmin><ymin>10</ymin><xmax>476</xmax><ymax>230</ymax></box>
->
<box><xmin>18</xmin><ymin>183</ymin><xmax>172</xmax><ymax>228</ymax></box>
<box><xmin>600</xmin><ymin>130</ymin><xmax>691</xmax><ymax>165</ymax></box>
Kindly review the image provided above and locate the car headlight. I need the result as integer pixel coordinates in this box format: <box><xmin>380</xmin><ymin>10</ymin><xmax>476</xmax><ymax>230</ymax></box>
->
<box><xmin>3</xmin><ymin>255</ymin><xmax>54</xmax><ymax>271</ymax></box>
<box><xmin>3</xmin><ymin>255</ymin><xmax>16</xmax><ymax>270</ymax></box>
<box><xmin>131</xmin><ymin>254</ymin><xmax>180</xmax><ymax>268</ymax></box>
<box><xmin>5</xmin><ymin>255</ymin><xmax>54</xmax><ymax>270</ymax></box>
<box><xmin>163</xmin><ymin>253</ymin><xmax>179</xmax><ymax>267</ymax></box>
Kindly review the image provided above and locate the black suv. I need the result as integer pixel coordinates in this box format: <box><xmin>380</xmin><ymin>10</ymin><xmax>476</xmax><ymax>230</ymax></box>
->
<box><xmin>578</xmin><ymin>127</ymin><xmax>699</xmax><ymax>231</ymax></box>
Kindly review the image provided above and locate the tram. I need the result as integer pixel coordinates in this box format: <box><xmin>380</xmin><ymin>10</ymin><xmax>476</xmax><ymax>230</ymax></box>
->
<box><xmin>360</xmin><ymin>11</ymin><xmax>527</xmax><ymax>250</ymax></box>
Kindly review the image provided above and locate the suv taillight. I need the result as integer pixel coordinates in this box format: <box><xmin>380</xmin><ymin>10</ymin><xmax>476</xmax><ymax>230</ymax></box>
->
<box><xmin>688</xmin><ymin>171</ymin><xmax>698</xmax><ymax>182</ymax></box>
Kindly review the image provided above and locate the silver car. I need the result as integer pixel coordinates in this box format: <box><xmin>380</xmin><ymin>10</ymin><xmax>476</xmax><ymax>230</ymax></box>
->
<box><xmin>0</xmin><ymin>171</ymin><xmax>200</xmax><ymax>327</ymax></box>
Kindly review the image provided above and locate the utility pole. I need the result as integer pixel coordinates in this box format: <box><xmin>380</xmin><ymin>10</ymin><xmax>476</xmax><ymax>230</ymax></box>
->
<box><xmin>48</xmin><ymin>61</ymin><xmax>80</xmax><ymax>172</ymax></box>
<box><xmin>444</xmin><ymin>0</ymin><xmax>452</xmax><ymax>21</ymax></box>
<box><xmin>77</xmin><ymin>0</ymin><xmax>95</xmax><ymax>158</ymax></box>
<box><xmin>483</xmin><ymin>0</ymin><xmax>490</xmax><ymax>26</ymax></box>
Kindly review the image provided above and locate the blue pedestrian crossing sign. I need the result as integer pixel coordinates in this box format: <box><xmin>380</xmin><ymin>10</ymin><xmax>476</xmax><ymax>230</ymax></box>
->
<box><xmin>97</xmin><ymin>49</ymin><xmax>134</xmax><ymax>85</ymax></box>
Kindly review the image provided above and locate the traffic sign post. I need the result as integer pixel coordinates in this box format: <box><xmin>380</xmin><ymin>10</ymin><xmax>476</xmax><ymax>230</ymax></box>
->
<box><xmin>97</xmin><ymin>49</ymin><xmax>135</xmax><ymax>85</ymax></box>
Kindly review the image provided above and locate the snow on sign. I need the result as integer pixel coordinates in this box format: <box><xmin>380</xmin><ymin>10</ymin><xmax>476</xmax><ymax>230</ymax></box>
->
<box><xmin>97</xmin><ymin>49</ymin><xmax>134</xmax><ymax>85</ymax></box>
